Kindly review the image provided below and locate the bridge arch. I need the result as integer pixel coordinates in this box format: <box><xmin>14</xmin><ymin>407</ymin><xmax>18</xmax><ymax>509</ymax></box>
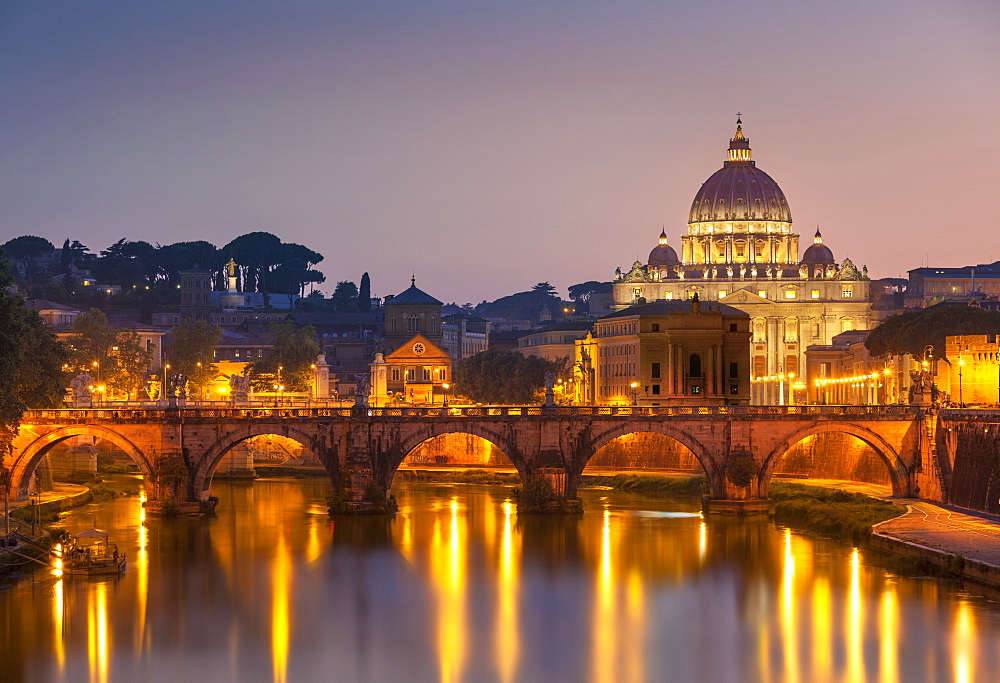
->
<box><xmin>760</xmin><ymin>422</ymin><xmax>909</xmax><ymax>497</ymax></box>
<box><xmin>11</xmin><ymin>425</ymin><xmax>154</xmax><ymax>500</ymax></box>
<box><xmin>580</xmin><ymin>422</ymin><xmax>721</xmax><ymax>497</ymax></box>
<box><xmin>387</xmin><ymin>423</ymin><xmax>525</xmax><ymax>487</ymax></box>
<box><xmin>193</xmin><ymin>424</ymin><xmax>325</xmax><ymax>499</ymax></box>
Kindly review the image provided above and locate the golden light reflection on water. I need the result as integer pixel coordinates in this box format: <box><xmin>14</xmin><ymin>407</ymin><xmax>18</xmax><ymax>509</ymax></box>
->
<box><xmin>495</xmin><ymin>499</ymin><xmax>519</xmax><ymax>683</ymax></box>
<box><xmin>429</xmin><ymin>496</ymin><xmax>467</xmax><ymax>683</ymax></box>
<box><xmin>781</xmin><ymin>529</ymin><xmax>799</xmax><ymax>683</ymax></box>
<box><xmin>879</xmin><ymin>580</ymin><xmax>899</xmax><ymax>683</ymax></box>
<box><xmin>87</xmin><ymin>582</ymin><xmax>109</xmax><ymax>683</ymax></box>
<box><xmin>847</xmin><ymin>548</ymin><xmax>864</xmax><ymax>683</ymax></box>
<box><xmin>136</xmin><ymin>489</ymin><xmax>148</xmax><ymax>654</ymax></box>
<box><xmin>811</xmin><ymin>577</ymin><xmax>831</xmax><ymax>681</ymax></box>
<box><xmin>52</xmin><ymin>544</ymin><xmax>65</xmax><ymax>679</ymax></box>
<box><xmin>272</xmin><ymin>530</ymin><xmax>291</xmax><ymax>683</ymax></box>
<box><xmin>592</xmin><ymin>507</ymin><xmax>616</xmax><ymax>683</ymax></box>
<box><xmin>954</xmin><ymin>599</ymin><xmax>975</xmax><ymax>683</ymax></box>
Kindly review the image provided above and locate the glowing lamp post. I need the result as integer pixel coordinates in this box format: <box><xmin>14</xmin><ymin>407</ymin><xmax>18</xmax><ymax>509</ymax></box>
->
<box><xmin>958</xmin><ymin>356</ymin><xmax>965</xmax><ymax>406</ymax></box>
<box><xmin>442</xmin><ymin>382</ymin><xmax>450</xmax><ymax>407</ymax></box>
<box><xmin>629</xmin><ymin>381</ymin><xmax>639</xmax><ymax>406</ymax></box>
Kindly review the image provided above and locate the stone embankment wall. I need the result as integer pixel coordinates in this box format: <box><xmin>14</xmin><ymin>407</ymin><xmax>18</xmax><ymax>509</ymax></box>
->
<box><xmin>774</xmin><ymin>432</ymin><xmax>892</xmax><ymax>486</ymax></box>
<box><xmin>947</xmin><ymin>424</ymin><xmax>1000</xmax><ymax>514</ymax></box>
<box><xmin>405</xmin><ymin>433</ymin><xmax>511</xmax><ymax>467</ymax></box>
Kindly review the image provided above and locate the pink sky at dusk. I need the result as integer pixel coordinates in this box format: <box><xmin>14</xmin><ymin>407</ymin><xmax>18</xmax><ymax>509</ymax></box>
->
<box><xmin>1</xmin><ymin>0</ymin><xmax>998</xmax><ymax>303</ymax></box>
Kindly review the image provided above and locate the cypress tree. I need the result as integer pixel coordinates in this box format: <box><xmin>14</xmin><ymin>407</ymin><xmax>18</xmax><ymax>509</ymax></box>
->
<box><xmin>358</xmin><ymin>272</ymin><xmax>371</xmax><ymax>312</ymax></box>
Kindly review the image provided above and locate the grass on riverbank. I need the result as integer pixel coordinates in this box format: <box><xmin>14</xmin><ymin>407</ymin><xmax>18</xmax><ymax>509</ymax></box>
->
<box><xmin>769</xmin><ymin>483</ymin><xmax>905</xmax><ymax>544</ymax></box>
<box><xmin>580</xmin><ymin>474</ymin><xmax>708</xmax><ymax>497</ymax></box>
<box><xmin>394</xmin><ymin>469</ymin><xmax>521</xmax><ymax>486</ymax></box>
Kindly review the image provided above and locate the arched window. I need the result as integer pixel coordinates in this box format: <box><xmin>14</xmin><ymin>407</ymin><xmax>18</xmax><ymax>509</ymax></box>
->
<box><xmin>689</xmin><ymin>353</ymin><xmax>702</xmax><ymax>378</ymax></box>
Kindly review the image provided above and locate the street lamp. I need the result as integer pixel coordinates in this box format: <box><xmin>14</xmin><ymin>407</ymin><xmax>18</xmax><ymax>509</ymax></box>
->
<box><xmin>629</xmin><ymin>381</ymin><xmax>639</xmax><ymax>406</ymax></box>
<box><xmin>442</xmin><ymin>382</ymin><xmax>450</xmax><ymax>407</ymax></box>
<box><xmin>162</xmin><ymin>363</ymin><xmax>171</xmax><ymax>403</ymax></box>
<box><xmin>92</xmin><ymin>360</ymin><xmax>100</xmax><ymax>384</ymax></box>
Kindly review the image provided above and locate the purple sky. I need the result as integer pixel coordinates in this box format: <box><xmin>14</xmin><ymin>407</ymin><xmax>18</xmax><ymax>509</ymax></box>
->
<box><xmin>2</xmin><ymin>0</ymin><xmax>998</xmax><ymax>303</ymax></box>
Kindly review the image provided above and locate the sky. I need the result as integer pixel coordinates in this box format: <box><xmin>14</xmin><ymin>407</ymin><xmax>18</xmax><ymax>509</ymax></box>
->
<box><xmin>1</xmin><ymin>0</ymin><xmax>998</xmax><ymax>303</ymax></box>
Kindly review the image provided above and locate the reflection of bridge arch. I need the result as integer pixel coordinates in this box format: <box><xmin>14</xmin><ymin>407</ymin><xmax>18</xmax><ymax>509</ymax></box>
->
<box><xmin>389</xmin><ymin>424</ymin><xmax>523</xmax><ymax>484</ymax></box>
<box><xmin>193</xmin><ymin>425</ymin><xmax>322</xmax><ymax>498</ymax></box>
<box><xmin>583</xmin><ymin>423</ymin><xmax>719</xmax><ymax>496</ymax></box>
<box><xmin>761</xmin><ymin>423</ymin><xmax>909</xmax><ymax>496</ymax></box>
<box><xmin>11</xmin><ymin>425</ymin><xmax>153</xmax><ymax>499</ymax></box>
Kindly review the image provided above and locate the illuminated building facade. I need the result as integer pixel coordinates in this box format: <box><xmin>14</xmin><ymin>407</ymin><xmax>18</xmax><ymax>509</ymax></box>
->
<box><xmin>574</xmin><ymin>298</ymin><xmax>750</xmax><ymax>406</ymax></box>
<box><xmin>612</xmin><ymin>119</ymin><xmax>873</xmax><ymax>403</ymax></box>
<box><xmin>944</xmin><ymin>335</ymin><xmax>1000</xmax><ymax>406</ymax></box>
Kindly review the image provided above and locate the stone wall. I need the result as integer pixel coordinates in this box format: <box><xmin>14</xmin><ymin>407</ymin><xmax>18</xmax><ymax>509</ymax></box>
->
<box><xmin>585</xmin><ymin>433</ymin><xmax>701</xmax><ymax>471</ymax></box>
<box><xmin>773</xmin><ymin>432</ymin><xmax>891</xmax><ymax>486</ymax></box>
<box><xmin>404</xmin><ymin>433</ymin><xmax>512</xmax><ymax>467</ymax></box>
<box><xmin>947</xmin><ymin>425</ymin><xmax>1000</xmax><ymax>513</ymax></box>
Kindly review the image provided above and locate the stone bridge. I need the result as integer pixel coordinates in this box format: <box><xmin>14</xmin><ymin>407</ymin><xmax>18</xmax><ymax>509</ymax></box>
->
<box><xmin>6</xmin><ymin>404</ymin><xmax>960</xmax><ymax>515</ymax></box>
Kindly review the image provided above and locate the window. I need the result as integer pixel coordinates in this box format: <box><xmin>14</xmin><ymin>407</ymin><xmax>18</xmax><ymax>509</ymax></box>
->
<box><xmin>390</xmin><ymin>317</ymin><xmax>397</xmax><ymax>332</ymax></box>
<box><xmin>842</xmin><ymin>286</ymin><xmax>853</xmax><ymax>298</ymax></box>
<box><xmin>652</xmin><ymin>384</ymin><xmax>660</xmax><ymax>395</ymax></box>
<box><xmin>392</xmin><ymin>367</ymin><xmax>400</xmax><ymax>381</ymax></box>
<box><xmin>691</xmin><ymin>385</ymin><xmax>701</xmax><ymax>394</ymax></box>
<box><xmin>813</xmin><ymin>322</ymin><xmax>821</xmax><ymax>338</ymax></box>
<box><xmin>785</xmin><ymin>355</ymin><xmax>798</xmax><ymax>375</ymax></box>
<box><xmin>689</xmin><ymin>354</ymin><xmax>702</xmax><ymax>377</ymax></box>
<box><xmin>729</xmin><ymin>323</ymin><xmax>738</xmax><ymax>332</ymax></box>
<box><xmin>811</xmin><ymin>289</ymin><xmax>820</xmax><ymax>299</ymax></box>
<box><xmin>718</xmin><ymin>289</ymin><xmax>727</xmax><ymax>299</ymax></box>
<box><xmin>407</xmin><ymin>315</ymin><xmax>420</xmax><ymax>332</ymax></box>
<box><xmin>753</xmin><ymin>356</ymin><xmax>766</xmax><ymax>377</ymax></box>
<box><xmin>422</xmin><ymin>367</ymin><xmax>431</xmax><ymax>381</ymax></box>
<box><xmin>784</xmin><ymin>290</ymin><xmax>796</xmax><ymax>299</ymax></box>
<box><xmin>652</xmin><ymin>323</ymin><xmax>660</xmax><ymax>332</ymax></box>
<box><xmin>757</xmin><ymin>290</ymin><xmax>767</xmax><ymax>298</ymax></box>
<box><xmin>729</xmin><ymin>362</ymin><xmax>739</xmax><ymax>379</ymax></box>
<box><xmin>730</xmin><ymin>385</ymin><xmax>739</xmax><ymax>395</ymax></box>
<box><xmin>440</xmin><ymin>368</ymin><xmax>447</xmax><ymax>381</ymax></box>
<box><xmin>665</xmin><ymin>292</ymin><xmax>674</xmax><ymax>300</ymax></box>
<box><xmin>841</xmin><ymin>318</ymin><xmax>855</xmax><ymax>333</ymax></box>
<box><xmin>651</xmin><ymin>362</ymin><xmax>661</xmax><ymax>379</ymax></box>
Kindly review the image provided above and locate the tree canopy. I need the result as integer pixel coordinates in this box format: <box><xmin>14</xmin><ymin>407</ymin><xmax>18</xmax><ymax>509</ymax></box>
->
<box><xmin>865</xmin><ymin>304</ymin><xmax>1000</xmax><ymax>359</ymax></box>
<box><xmin>455</xmin><ymin>349</ymin><xmax>562</xmax><ymax>404</ymax></box>
<box><xmin>0</xmin><ymin>250</ymin><xmax>67</xmax><ymax>466</ymax></box>
<box><xmin>66</xmin><ymin>309</ymin><xmax>151</xmax><ymax>399</ymax></box>
<box><xmin>245</xmin><ymin>323</ymin><xmax>320</xmax><ymax>392</ymax></box>
<box><xmin>166</xmin><ymin>320</ymin><xmax>223</xmax><ymax>390</ymax></box>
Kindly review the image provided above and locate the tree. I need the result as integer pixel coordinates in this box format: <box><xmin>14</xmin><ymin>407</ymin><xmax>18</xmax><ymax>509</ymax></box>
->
<box><xmin>245</xmin><ymin>323</ymin><xmax>320</xmax><ymax>392</ymax></box>
<box><xmin>331</xmin><ymin>281</ymin><xmax>359</xmax><ymax>313</ymax></box>
<box><xmin>223</xmin><ymin>232</ymin><xmax>282</xmax><ymax>293</ymax></box>
<box><xmin>166</xmin><ymin>320</ymin><xmax>223</xmax><ymax>391</ymax></box>
<box><xmin>66</xmin><ymin>309</ymin><xmax>151</xmax><ymax>399</ymax></box>
<box><xmin>455</xmin><ymin>349</ymin><xmax>560</xmax><ymax>404</ymax></box>
<box><xmin>358</xmin><ymin>272</ymin><xmax>371</xmax><ymax>311</ymax></box>
<box><xmin>0</xmin><ymin>250</ymin><xmax>67</xmax><ymax>471</ymax></box>
<box><xmin>865</xmin><ymin>304</ymin><xmax>1000</xmax><ymax>359</ymax></box>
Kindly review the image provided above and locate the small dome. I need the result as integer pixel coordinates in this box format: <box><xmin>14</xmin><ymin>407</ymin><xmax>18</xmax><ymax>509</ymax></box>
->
<box><xmin>801</xmin><ymin>229</ymin><xmax>835</xmax><ymax>264</ymax></box>
<box><xmin>648</xmin><ymin>229</ymin><xmax>680</xmax><ymax>266</ymax></box>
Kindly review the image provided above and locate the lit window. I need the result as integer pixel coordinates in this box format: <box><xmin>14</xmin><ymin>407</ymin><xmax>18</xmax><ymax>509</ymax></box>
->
<box><xmin>665</xmin><ymin>292</ymin><xmax>673</xmax><ymax>300</ymax></box>
<box><xmin>718</xmin><ymin>289</ymin><xmax>727</xmax><ymax>299</ymax></box>
<box><xmin>784</xmin><ymin>290</ymin><xmax>796</xmax><ymax>299</ymax></box>
<box><xmin>757</xmin><ymin>290</ymin><xmax>767</xmax><ymax>298</ymax></box>
<box><xmin>842</xmin><ymin>286</ymin><xmax>853</xmax><ymax>298</ymax></box>
<box><xmin>811</xmin><ymin>289</ymin><xmax>820</xmax><ymax>299</ymax></box>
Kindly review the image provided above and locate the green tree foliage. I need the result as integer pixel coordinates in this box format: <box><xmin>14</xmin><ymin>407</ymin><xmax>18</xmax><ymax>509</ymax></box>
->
<box><xmin>358</xmin><ymin>272</ymin><xmax>371</xmax><ymax>312</ymax></box>
<box><xmin>331</xmin><ymin>281</ymin><xmax>359</xmax><ymax>313</ymax></box>
<box><xmin>476</xmin><ymin>284</ymin><xmax>564</xmax><ymax>323</ymax></box>
<box><xmin>2</xmin><ymin>235</ymin><xmax>54</xmax><ymax>263</ymax></box>
<box><xmin>223</xmin><ymin>231</ymin><xmax>282</xmax><ymax>293</ymax></box>
<box><xmin>67</xmin><ymin>309</ymin><xmax>151</xmax><ymax>399</ymax></box>
<box><xmin>455</xmin><ymin>349</ymin><xmax>560</xmax><ymax>404</ymax></box>
<box><xmin>245</xmin><ymin>323</ymin><xmax>320</xmax><ymax>392</ymax></box>
<box><xmin>166</xmin><ymin>320</ymin><xmax>223</xmax><ymax>390</ymax></box>
<box><xmin>0</xmin><ymin>251</ymin><xmax>68</xmax><ymax>464</ymax></box>
<box><xmin>865</xmin><ymin>305</ymin><xmax>1000</xmax><ymax>359</ymax></box>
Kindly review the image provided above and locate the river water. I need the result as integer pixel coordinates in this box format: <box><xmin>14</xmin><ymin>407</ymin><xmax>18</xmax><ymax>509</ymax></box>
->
<box><xmin>2</xmin><ymin>476</ymin><xmax>1000</xmax><ymax>682</ymax></box>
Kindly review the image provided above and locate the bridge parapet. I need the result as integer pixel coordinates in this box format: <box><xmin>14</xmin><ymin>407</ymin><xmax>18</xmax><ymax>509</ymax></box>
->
<box><xmin>22</xmin><ymin>404</ymin><xmax>921</xmax><ymax>423</ymax></box>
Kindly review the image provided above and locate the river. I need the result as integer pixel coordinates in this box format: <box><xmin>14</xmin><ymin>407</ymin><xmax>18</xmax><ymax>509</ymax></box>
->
<box><xmin>2</xmin><ymin>476</ymin><xmax>1000</xmax><ymax>682</ymax></box>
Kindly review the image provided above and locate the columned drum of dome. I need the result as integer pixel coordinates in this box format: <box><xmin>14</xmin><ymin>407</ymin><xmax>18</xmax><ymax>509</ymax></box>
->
<box><xmin>681</xmin><ymin>118</ymin><xmax>798</xmax><ymax>267</ymax></box>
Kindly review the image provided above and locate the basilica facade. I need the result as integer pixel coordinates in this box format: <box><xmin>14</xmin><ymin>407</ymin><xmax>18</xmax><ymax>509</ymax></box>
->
<box><xmin>612</xmin><ymin>119</ymin><xmax>872</xmax><ymax>403</ymax></box>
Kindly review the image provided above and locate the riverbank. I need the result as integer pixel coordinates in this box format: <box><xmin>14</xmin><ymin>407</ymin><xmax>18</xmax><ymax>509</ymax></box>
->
<box><xmin>871</xmin><ymin>501</ymin><xmax>1000</xmax><ymax>588</ymax></box>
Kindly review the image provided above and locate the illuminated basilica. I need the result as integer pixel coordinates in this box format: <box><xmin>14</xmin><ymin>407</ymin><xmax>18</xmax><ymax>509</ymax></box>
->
<box><xmin>612</xmin><ymin>118</ymin><xmax>872</xmax><ymax>402</ymax></box>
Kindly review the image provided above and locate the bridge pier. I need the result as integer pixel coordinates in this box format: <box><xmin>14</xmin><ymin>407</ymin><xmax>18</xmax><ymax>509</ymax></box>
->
<box><xmin>142</xmin><ymin>454</ymin><xmax>217</xmax><ymax>517</ymax></box>
<box><xmin>328</xmin><ymin>447</ymin><xmax>397</xmax><ymax>515</ymax></box>
<box><xmin>516</xmin><ymin>467</ymin><xmax>583</xmax><ymax>514</ymax></box>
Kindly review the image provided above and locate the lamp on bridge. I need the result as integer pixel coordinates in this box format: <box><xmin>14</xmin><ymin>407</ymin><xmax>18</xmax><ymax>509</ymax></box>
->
<box><xmin>958</xmin><ymin>355</ymin><xmax>965</xmax><ymax>406</ymax></box>
<box><xmin>442</xmin><ymin>382</ymin><xmax>450</xmax><ymax>407</ymax></box>
<box><xmin>629</xmin><ymin>381</ymin><xmax>639</xmax><ymax>406</ymax></box>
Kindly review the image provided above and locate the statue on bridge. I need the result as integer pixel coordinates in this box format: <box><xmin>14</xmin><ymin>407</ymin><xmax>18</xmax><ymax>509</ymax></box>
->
<box><xmin>68</xmin><ymin>373</ymin><xmax>95</xmax><ymax>408</ymax></box>
<box><xmin>909</xmin><ymin>368</ymin><xmax>937</xmax><ymax>406</ymax></box>
<box><xmin>228</xmin><ymin>374</ymin><xmax>251</xmax><ymax>405</ymax></box>
<box><xmin>353</xmin><ymin>373</ymin><xmax>370</xmax><ymax>408</ymax></box>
